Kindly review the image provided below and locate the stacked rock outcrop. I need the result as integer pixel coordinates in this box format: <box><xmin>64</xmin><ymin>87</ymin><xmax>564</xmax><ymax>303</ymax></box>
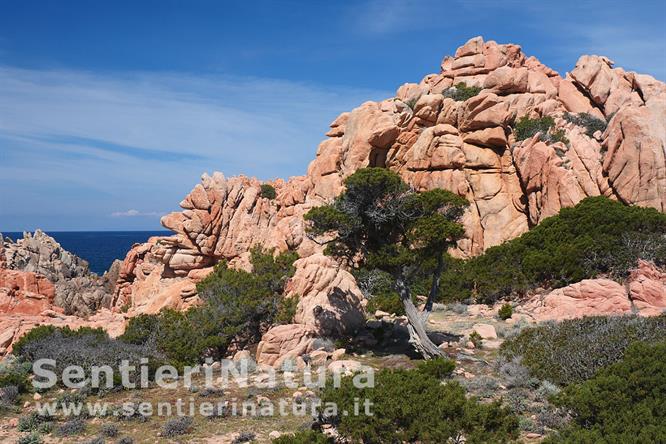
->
<box><xmin>1</xmin><ymin>230</ymin><xmax>111</xmax><ymax>315</ymax></box>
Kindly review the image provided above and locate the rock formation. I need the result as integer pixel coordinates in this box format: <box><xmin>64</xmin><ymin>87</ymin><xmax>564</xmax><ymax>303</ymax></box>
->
<box><xmin>523</xmin><ymin>260</ymin><xmax>666</xmax><ymax>321</ymax></box>
<box><xmin>112</xmin><ymin>37</ymin><xmax>665</xmax><ymax>339</ymax></box>
<box><xmin>1</xmin><ymin>230</ymin><xmax>111</xmax><ymax>315</ymax></box>
<box><xmin>0</xmin><ymin>232</ymin><xmax>127</xmax><ymax>355</ymax></box>
<box><xmin>3</xmin><ymin>37</ymin><xmax>665</xmax><ymax>362</ymax></box>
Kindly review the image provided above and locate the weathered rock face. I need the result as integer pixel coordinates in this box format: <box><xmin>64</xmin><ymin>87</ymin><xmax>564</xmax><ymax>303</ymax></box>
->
<box><xmin>1</xmin><ymin>231</ymin><xmax>112</xmax><ymax>316</ymax></box>
<box><xmin>110</xmin><ymin>37</ymin><xmax>665</xmax><ymax>355</ymax></box>
<box><xmin>523</xmin><ymin>260</ymin><xmax>666</xmax><ymax>321</ymax></box>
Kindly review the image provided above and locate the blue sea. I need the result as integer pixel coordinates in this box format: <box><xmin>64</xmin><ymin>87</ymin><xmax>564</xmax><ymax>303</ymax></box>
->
<box><xmin>1</xmin><ymin>231</ymin><xmax>171</xmax><ymax>275</ymax></box>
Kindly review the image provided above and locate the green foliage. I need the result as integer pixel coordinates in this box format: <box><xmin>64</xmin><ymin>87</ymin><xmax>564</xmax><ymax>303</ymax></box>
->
<box><xmin>443</xmin><ymin>82</ymin><xmax>483</xmax><ymax>102</ymax></box>
<box><xmin>469</xmin><ymin>331</ymin><xmax>483</xmax><ymax>348</ymax></box>
<box><xmin>14</xmin><ymin>326</ymin><xmax>163</xmax><ymax>391</ymax></box>
<box><xmin>18</xmin><ymin>412</ymin><xmax>53</xmax><ymax>432</ymax></box>
<box><xmin>321</xmin><ymin>367</ymin><xmax>518</xmax><ymax>443</ymax></box>
<box><xmin>416</xmin><ymin>357</ymin><xmax>456</xmax><ymax>379</ymax></box>
<box><xmin>17</xmin><ymin>432</ymin><xmax>43</xmax><ymax>444</ymax></box>
<box><xmin>272</xmin><ymin>430</ymin><xmax>333</xmax><ymax>443</ymax></box>
<box><xmin>355</xmin><ymin>268</ymin><xmax>407</xmax><ymax>315</ymax></box>
<box><xmin>0</xmin><ymin>355</ymin><xmax>31</xmax><ymax>395</ymax></box>
<box><xmin>121</xmin><ymin>248</ymin><xmax>297</xmax><ymax>369</ymax></box>
<box><xmin>161</xmin><ymin>416</ymin><xmax>193</xmax><ymax>437</ymax></box>
<box><xmin>513</xmin><ymin>115</ymin><xmax>569</xmax><ymax>145</ymax></box>
<box><xmin>305</xmin><ymin>167</ymin><xmax>467</xmax><ymax>288</ymax></box>
<box><xmin>260</xmin><ymin>183</ymin><xmax>277</xmax><ymax>200</ymax></box>
<box><xmin>11</xmin><ymin>325</ymin><xmax>105</xmax><ymax>357</ymax></box>
<box><xmin>275</xmin><ymin>295</ymin><xmax>298</xmax><ymax>325</ymax></box>
<box><xmin>56</xmin><ymin>418</ymin><xmax>86</xmax><ymax>436</ymax></box>
<box><xmin>403</xmin><ymin>97</ymin><xmax>418</xmax><ymax>110</ymax></box>
<box><xmin>439</xmin><ymin>197</ymin><xmax>666</xmax><ymax>303</ymax></box>
<box><xmin>500</xmin><ymin>315</ymin><xmax>666</xmax><ymax>385</ymax></box>
<box><xmin>545</xmin><ymin>341</ymin><xmax>666</xmax><ymax>443</ymax></box>
<box><xmin>498</xmin><ymin>303</ymin><xmax>513</xmax><ymax>320</ymax></box>
<box><xmin>564</xmin><ymin>112</ymin><xmax>607</xmax><ymax>137</ymax></box>
<box><xmin>514</xmin><ymin>115</ymin><xmax>555</xmax><ymax>141</ymax></box>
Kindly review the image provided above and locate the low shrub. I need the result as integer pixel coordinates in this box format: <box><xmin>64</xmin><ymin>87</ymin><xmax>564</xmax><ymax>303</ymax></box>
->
<box><xmin>498</xmin><ymin>303</ymin><xmax>513</xmax><ymax>320</ymax></box>
<box><xmin>563</xmin><ymin>112</ymin><xmax>607</xmax><ymax>137</ymax></box>
<box><xmin>469</xmin><ymin>331</ymin><xmax>483</xmax><ymax>348</ymax></box>
<box><xmin>17</xmin><ymin>432</ymin><xmax>43</xmax><ymax>444</ymax></box>
<box><xmin>500</xmin><ymin>315</ymin><xmax>666</xmax><ymax>385</ymax></box>
<box><xmin>514</xmin><ymin>115</ymin><xmax>555</xmax><ymax>141</ymax></box>
<box><xmin>15</xmin><ymin>326</ymin><xmax>163</xmax><ymax>391</ymax></box>
<box><xmin>0</xmin><ymin>355</ymin><xmax>31</xmax><ymax>395</ymax></box>
<box><xmin>101</xmin><ymin>423</ymin><xmax>119</xmax><ymax>437</ymax></box>
<box><xmin>121</xmin><ymin>247</ymin><xmax>298</xmax><ymax>369</ymax></box>
<box><xmin>160</xmin><ymin>416</ymin><xmax>193</xmax><ymax>437</ymax></box>
<box><xmin>416</xmin><ymin>357</ymin><xmax>455</xmax><ymax>379</ymax></box>
<box><xmin>117</xmin><ymin>438</ymin><xmax>134</xmax><ymax>444</ymax></box>
<box><xmin>321</xmin><ymin>367</ymin><xmax>518</xmax><ymax>443</ymax></box>
<box><xmin>56</xmin><ymin>418</ymin><xmax>86</xmax><ymax>436</ymax></box>
<box><xmin>232</xmin><ymin>431</ymin><xmax>256</xmax><ymax>443</ymax></box>
<box><xmin>545</xmin><ymin>341</ymin><xmax>666</xmax><ymax>443</ymax></box>
<box><xmin>443</xmin><ymin>82</ymin><xmax>482</xmax><ymax>102</ymax></box>
<box><xmin>0</xmin><ymin>385</ymin><xmax>19</xmax><ymax>408</ymax></box>
<box><xmin>272</xmin><ymin>430</ymin><xmax>333</xmax><ymax>443</ymax></box>
<box><xmin>18</xmin><ymin>412</ymin><xmax>53</xmax><ymax>432</ymax></box>
<box><xmin>260</xmin><ymin>184</ymin><xmax>277</xmax><ymax>200</ymax></box>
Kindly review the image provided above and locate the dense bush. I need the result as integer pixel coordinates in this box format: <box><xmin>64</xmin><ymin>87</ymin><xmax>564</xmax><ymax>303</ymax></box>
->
<box><xmin>161</xmin><ymin>416</ymin><xmax>193</xmax><ymax>437</ymax></box>
<box><xmin>564</xmin><ymin>112</ymin><xmax>607</xmax><ymax>137</ymax></box>
<box><xmin>514</xmin><ymin>115</ymin><xmax>554</xmax><ymax>141</ymax></box>
<box><xmin>15</xmin><ymin>326</ymin><xmax>163</xmax><ymax>391</ymax></box>
<box><xmin>498</xmin><ymin>303</ymin><xmax>513</xmax><ymax>320</ymax></box>
<box><xmin>17</xmin><ymin>432</ymin><xmax>43</xmax><ymax>444</ymax></box>
<box><xmin>232</xmin><ymin>431</ymin><xmax>256</xmax><ymax>443</ymax></box>
<box><xmin>18</xmin><ymin>412</ymin><xmax>53</xmax><ymax>432</ymax></box>
<box><xmin>513</xmin><ymin>115</ymin><xmax>569</xmax><ymax>145</ymax></box>
<box><xmin>500</xmin><ymin>315</ymin><xmax>666</xmax><ymax>385</ymax></box>
<box><xmin>321</xmin><ymin>367</ymin><xmax>518</xmax><ymax>443</ymax></box>
<box><xmin>355</xmin><ymin>268</ymin><xmax>407</xmax><ymax>315</ymax></box>
<box><xmin>260</xmin><ymin>184</ymin><xmax>277</xmax><ymax>200</ymax></box>
<box><xmin>415</xmin><ymin>357</ymin><xmax>455</xmax><ymax>379</ymax></box>
<box><xmin>100</xmin><ymin>423</ymin><xmax>119</xmax><ymax>437</ymax></box>
<box><xmin>121</xmin><ymin>248</ymin><xmax>298</xmax><ymax>369</ymax></box>
<box><xmin>439</xmin><ymin>196</ymin><xmax>666</xmax><ymax>303</ymax></box>
<box><xmin>545</xmin><ymin>341</ymin><xmax>666</xmax><ymax>443</ymax></box>
<box><xmin>272</xmin><ymin>430</ymin><xmax>333</xmax><ymax>443</ymax></box>
<box><xmin>442</xmin><ymin>82</ymin><xmax>483</xmax><ymax>101</ymax></box>
<box><xmin>56</xmin><ymin>418</ymin><xmax>86</xmax><ymax>436</ymax></box>
<box><xmin>0</xmin><ymin>355</ymin><xmax>31</xmax><ymax>396</ymax></box>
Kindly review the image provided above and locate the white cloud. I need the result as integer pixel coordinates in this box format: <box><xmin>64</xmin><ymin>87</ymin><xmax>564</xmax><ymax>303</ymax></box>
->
<box><xmin>111</xmin><ymin>209</ymin><xmax>164</xmax><ymax>217</ymax></box>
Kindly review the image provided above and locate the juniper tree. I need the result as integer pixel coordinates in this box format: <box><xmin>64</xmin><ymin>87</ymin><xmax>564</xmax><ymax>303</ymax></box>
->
<box><xmin>305</xmin><ymin>168</ymin><xmax>468</xmax><ymax>358</ymax></box>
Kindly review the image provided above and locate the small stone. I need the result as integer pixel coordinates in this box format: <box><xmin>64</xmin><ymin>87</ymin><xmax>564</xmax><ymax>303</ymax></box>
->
<box><xmin>269</xmin><ymin>431</ymin><xmax>282</xmax><ymax>439</ymax></box>
<box><xmin>331</xmin><ymin>348</ymin><xmax>346</xmax><ymax>361</ymax></box>
<box><xmin>374</xmin><ymin>310</ymin><xmax>389</xmax><ymax>318</ymax></box>
<box><xmin>309</xmin><ymin>350</ymin><xmax>329</xmax><ymax>367</ymax></box>
<box><xmin>9</xmin><ymin>418</ymin><xmax>18</xmax><ymax>428</ymax></box>
<box><xmin>466</xmin><ymin>341</ymin><xmax>475</xmax><ymax>349</ymax></box>
<box><xmin>33</xmin><ymin>393</ymin><xmax>42</xmax><ymax>401</ymax></box>
<box><xmin>233</xmin><ymin>350</ymin><xmax>252</xmax><ymax>362</ymax></box>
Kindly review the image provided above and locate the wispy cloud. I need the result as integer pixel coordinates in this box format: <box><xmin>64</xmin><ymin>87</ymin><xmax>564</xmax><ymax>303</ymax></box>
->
<box><xmin>0</xmin><ymin>66</ymin><xmax>392</xmax><ymax>231</ymax></box>
<box><xmin>111</xmin><ymin>209</ymin><xmax>164</xmax><ymax>217</ymax></box>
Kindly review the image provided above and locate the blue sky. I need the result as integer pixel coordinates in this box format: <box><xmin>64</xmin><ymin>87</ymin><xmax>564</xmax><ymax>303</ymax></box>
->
<box><xmin>1</xmin><ymin>0</ymin><xmax>665</xmax><ymax>231</ymax></box>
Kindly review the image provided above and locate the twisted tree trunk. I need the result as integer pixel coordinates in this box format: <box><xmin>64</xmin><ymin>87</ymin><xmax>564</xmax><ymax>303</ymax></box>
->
<box><xmin>396</xmin><ymin>275</ymin><xmax>444</xmax><ymax>359</ymax></box>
